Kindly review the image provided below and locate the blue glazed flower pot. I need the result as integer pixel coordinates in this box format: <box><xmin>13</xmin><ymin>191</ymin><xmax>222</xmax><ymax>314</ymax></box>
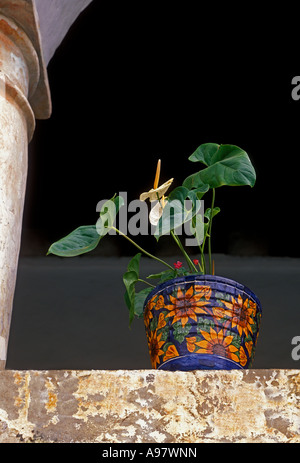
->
<box><xmin>143</xmin><ymin>274</ymin><xmax>262</xmax><ymax>371</ymax></box>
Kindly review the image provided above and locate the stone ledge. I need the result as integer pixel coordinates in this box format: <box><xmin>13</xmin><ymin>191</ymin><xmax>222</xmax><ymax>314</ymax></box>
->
<box><xmin>0</xmin><ymin>369</ymin><xmax>299</xmax><ymax>443</ymax></box>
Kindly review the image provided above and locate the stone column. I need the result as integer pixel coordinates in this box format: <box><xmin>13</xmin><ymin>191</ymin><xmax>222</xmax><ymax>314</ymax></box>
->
<box><xmin>0</xmin><ymin>1</ymin><xmax>51</xmax><ymax>369</ymax></box>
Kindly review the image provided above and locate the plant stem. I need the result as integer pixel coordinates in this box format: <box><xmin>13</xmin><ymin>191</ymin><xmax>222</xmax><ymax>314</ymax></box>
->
<box><xmin>208</xmin><ymin>188</ymin><xmax>215</xmax><ymax>274</ymax></box>
<box><xmin>110</xmin><ymin>226</ymin><xmax>174</xmax><ymax>271</ymax></box>
<box><xmin>138</xmin><ymin>278</ymin><xmax>155</xmax><ymax>288</ymax></box>
<box><xmin>170</xmin><ymin>230</ymin><xmax>198</xmax><ymax>272</ymax></box>
<box><xmin>200</xmin><ymin>244</ymin><xmax>206</xmax><ymax>274</ymax></box>
<box><xmin>197</xmin><ymin>261</ymin><xmax>204</xmax><ymax>274</ymax></box>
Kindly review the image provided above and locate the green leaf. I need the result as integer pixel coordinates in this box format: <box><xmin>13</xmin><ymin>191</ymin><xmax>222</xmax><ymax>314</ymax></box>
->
<box><xmin>148</xmin><ymin>267</ymin><xmax>190</xmax><ymax>282</ymax></box>
<box><xmin>47</xmin><ymin>195</ymin><xmax>124</xmax><ymax>257</ymax></box>
<box><xmin>204</xmin><ymin>207</ymin><xmax>221</xmax><ymax>220</ymax></box>
<box><xmin>123</xmin><ymin>253</ymin><xmax>142</xmax><ymax>325</ymax></box>
<box><xmin>175</xmin><ymin>266</ymin><xmax>192</xmax><ymax>277</ymax></box>
<box><xmin>147</xmin><ymin>269</ymin><xmax>177</xmax><ymax>283</ymax></box>
<box><xmin>190</xmin><ymin>215</ymin><xmax>204</xmax><ymax>246</ymax></box>
<box><xmin>187</xmin><ymin>184</ymin><xmax>210</xmax><ymax>202</ymax></box>
<box><xmin>183</xmin><ymin>143</ymin><xmax>256</xmax><ymax>189</ymax></box>
<box><xmin>126</xmin><ymin>252</ymin><xmax>142</xmax><ymax>276</ymax></box>
<box><xmin>134</xmin><ymin>287</ymin><xmax>153</xmax><ymax>318</ymax></box>
<box><xmin>204</xmin><ymin>207</ymin><xmax>221</xmax><ymax>238</ymax></box>
<box><xmin>123</xmin><ymin>270</ymin><xmax>138</xmax><ymax>325</ymax></box>
<box><xmin>96</xmin><ymin>195</ymin><xmax>125</xmax><ymax>236</ymax></box>
<box><xmin>189</xmin><ymin>206</ymin><xmax>220</xmax><ymax>246</ymax></box>
<box><xmin>47</xmin><ymin>225</ymin><xmax>101</xmax><ymax>257</ymax></box>
<box><xmin>188</xmin><ymin>143</ymin><xmax>220</xmax><ymax>165</ymax></box>
<box><xmin>154</xmin><ymin>185</ymin><xmax>209</xmax><ymax>240</ymax></box>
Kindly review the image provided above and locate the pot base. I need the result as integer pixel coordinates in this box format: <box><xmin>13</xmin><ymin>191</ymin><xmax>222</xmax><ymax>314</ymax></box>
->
<box><xmin>157</xmin><ymin>353</ymin><xmax>244</xmax><ymax>371</ymax></box>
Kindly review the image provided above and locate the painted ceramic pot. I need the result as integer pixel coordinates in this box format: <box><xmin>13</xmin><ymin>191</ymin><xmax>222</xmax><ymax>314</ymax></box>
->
<box><xmin>143</xmin><ymin>274</ymin><xmax>262</xmax><ymax>371</ymax></box>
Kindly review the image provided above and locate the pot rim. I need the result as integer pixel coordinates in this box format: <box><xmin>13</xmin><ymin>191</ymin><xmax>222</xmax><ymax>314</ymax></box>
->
<box><xmin>144</xmin><ymin>273</ymin><xmax>262</xmax><ymax>310</ymax></box>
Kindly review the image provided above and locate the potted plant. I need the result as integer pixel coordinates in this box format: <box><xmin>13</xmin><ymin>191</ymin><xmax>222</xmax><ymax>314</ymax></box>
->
<box><xmin>47</xmin><ymin>143</ymin><xmax>262</xmax><ymax>371</ymax></box>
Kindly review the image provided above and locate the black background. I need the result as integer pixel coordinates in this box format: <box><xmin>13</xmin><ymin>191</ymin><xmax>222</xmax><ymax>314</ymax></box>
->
<box><xmin>22</xmin><ymin>3</ymin><xmax>300</xmax><ymax>259</ymax></box>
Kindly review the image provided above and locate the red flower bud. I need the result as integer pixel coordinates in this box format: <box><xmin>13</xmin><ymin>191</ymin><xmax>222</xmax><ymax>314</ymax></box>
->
<box><xmin>193</xmin><ymin>259</ymin><xmax>199</xmax><ymax>265</ymax></box>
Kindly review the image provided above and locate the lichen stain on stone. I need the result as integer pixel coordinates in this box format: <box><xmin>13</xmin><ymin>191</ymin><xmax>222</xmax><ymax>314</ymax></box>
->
<box><xmin>44</xmin><ymin>378</ymin><xmax>58</xmax><ymax>414</ymax></box>
<box><xmin>287</xmin><ymin>371</ymin><xmax>300</xmax><ymax>399</ymax></box>
<box><xmin>13</xmin><ymin>371</ymin><xmax>23</xmax><ymax>386</ymax></box>
<box><xmin>13</xmin><ymin>371</ymin><xmax>31</xmax><ymax>418</ymax></box>
<box><xmin>46</xmin><ymin>392</ymin><xmax>57</xmax><ymax>412</ymax></box>
<box><xmin>0</xmin><ymin>371</ymin><xmax>36</xmax><ymax>441</ymax></box>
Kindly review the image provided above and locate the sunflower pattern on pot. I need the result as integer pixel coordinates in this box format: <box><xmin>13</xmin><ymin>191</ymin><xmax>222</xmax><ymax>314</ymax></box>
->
<box><xmin>143</xmin><ymin>276</ymin><xmax>262</xmax><ymax>370</ymax></box>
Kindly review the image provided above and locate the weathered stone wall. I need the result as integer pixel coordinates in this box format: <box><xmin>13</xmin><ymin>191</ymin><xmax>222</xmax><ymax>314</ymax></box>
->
<box><xmin>0</xmin><ymin>369</ymin><xmax>299</xmax><ymax>443</ymax></box>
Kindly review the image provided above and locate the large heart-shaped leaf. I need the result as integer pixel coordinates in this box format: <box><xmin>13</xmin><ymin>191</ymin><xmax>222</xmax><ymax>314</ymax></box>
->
<box><xmin>47</xmin><ymin>225</ymin><xmax>101</xmax><ymax>257</ymax></box>
<box><xmin>154</xmin><ymin>184</ymin><xmax>209</xmax><ymax>240</ymax></box>
<box><xmin>188</xmin><ymin>143</ymin><xmax>220</xmax><ymax>165</ymax></box>
<box><xmin>183</xmin><ymin>143</ymin><xmax>256</xmax><ymax>189</ymax></box>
